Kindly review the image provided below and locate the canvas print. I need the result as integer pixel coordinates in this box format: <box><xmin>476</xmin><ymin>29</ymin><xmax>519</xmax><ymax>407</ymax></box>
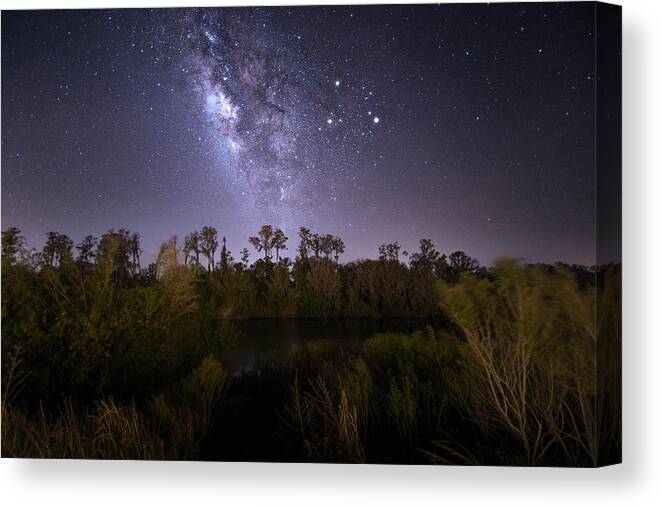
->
<box><xmin>1</xmin><ymin>2</ymin><xmax>621</xmax><ymax>466</ymax></box>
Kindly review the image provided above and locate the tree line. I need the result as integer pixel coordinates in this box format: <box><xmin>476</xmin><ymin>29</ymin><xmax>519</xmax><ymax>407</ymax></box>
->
<box><xmin>1</xmin><ymin>225</ymin><xmax>617</xmax><ymax>465</ymax></box>
<box><xmin>1</xmin><ymin>225</ymin><xmax>595</xmax><ymax>320</ymax></box>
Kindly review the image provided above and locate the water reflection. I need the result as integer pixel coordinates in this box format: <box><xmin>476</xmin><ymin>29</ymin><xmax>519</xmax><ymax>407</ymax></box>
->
<box><xmin>224</xmin><ymin>318</ymin><xmax>443</xmax><ymax>373</ymax></box>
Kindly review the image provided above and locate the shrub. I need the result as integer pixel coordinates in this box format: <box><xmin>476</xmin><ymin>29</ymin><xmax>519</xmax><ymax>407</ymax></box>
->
<box><xmin>437</xmin><ymin>258</ymin><xmax>599</xmax><ymax>465</ymax></box>
<box><xmin>181</xmin><ymin>354</ymin><xmax>229</xmax><ymax>429</ymax></box>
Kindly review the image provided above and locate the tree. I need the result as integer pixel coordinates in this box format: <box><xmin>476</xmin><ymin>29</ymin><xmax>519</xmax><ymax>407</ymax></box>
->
<box><xmin>156</xmin><ymin>236</ymin><xmax>199</xmax><ymax>319</ymax></box>
<box><xmin>96</xmin><ymin>228</ymin><xmax>132</xmax><ymax>279</ymax></box>
<box><xmin>200</xmin><ymin>226</ymin><xmax>218</xmax><ymax>271</ymax></box>
<box><xmin>407</xmin><ymin>239</ymin><xmax>441</xmax><ymax>314</ymax></box>
<box><xmin>301</xmin><ymin>259</ymin><xmax>342</xmax><ymax>318</ymax></box>
<box><xmin>298</xmin><ymin>227</ymin><xmax>312</xmax><ymax>259</ymax></box>
<box><xmin>184</xmin><ymin>231</ymin><xmax>201</xmax><ymax>267</ymax></box>
<box><xmin>183</xmin><ymin>238</ymin><xmax>192</xmax><ymax>266</ymax></box>
<box><xmin>155</xmin><ymin>236</ymin><xmax>180</xmax><ymax>278</ymax></box>
<box><xmin>448</xmin><ymin>251</ymin><xmax>479</xmax><ymax>273</ymax></box>
<box><xmin>240</xmin><ymin>248</ymin><xmax>250</xmax><ymax>269</ymax></box>
<box><xmin>378</xmin><ymin>242</ymin><xmax>401</xmax><ymax>262</ymax></box>
<box><xmin>272</xmin><ymin>228</ymin><xmax>288</xmax><ymax>262</ymax></box>
<box><xmin>434</xmin><ymin>254</ymin><xmax>449</xmax><ymax>279</ymax></box>
<box><xmin>76</xmin><ymin>235</ymin><xmax>98</xmax><ymax>266</ymax></box>
<box><xmin>311</xmin><ymin>233</ymin><xmax>322</xmax><ymax>258</ymax></box>
<box><xmin>266</xmin><ymin>263</ymin><xmax>294</xmax><ymax>317</ymax></box>
<box><xmin>319</xmin><ymin>234</ymin><xmax>335</xmax><ymax>259</ymax></box>
<box><xmin>249</xmin><ymin>225</ymin><xmax>274</xmax><ymax>261</ymax></box>
<box><xmin>219</xmin><ymin>236</ymin><xmax>232</xmax><ymax>275</ymax></box>
<box><xmin>2</xmin><ymin>227</ymin><xmax>26</xmax><ymax>265</ymax></box>
<box><xmin>128</xmin><ymin>232</ymin><xmax>142</xmax><ymax>275</ymax></box>
<box><xmin>42</xmin><ymin>231</ymin><xmax>74</xmax><ymax>267</ymax></box>
<box><xmin>331</xmin><ymin>237</ymin><xmax>345</xmax><ymax>263</ymax></box>
<box><xmin>445</xmin><ymin>251</ymin><xmax>480</xmax><ymax>281</ymax></box>
<box><xmin>409</xmin><ymin>239</ymin><xmax>440</xmax><ymax>273</ymax></box>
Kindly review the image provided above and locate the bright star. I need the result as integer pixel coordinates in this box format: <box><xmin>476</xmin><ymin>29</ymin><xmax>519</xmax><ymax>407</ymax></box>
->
<box><xmin>335</xmin><ymin>80</ymin><xmax>340</xmax><ymax>87</ymax></box>
<box><xmin>373</xmin><ymin>116</ymin><xmax>380</xmax><ymax>124</ymax></box>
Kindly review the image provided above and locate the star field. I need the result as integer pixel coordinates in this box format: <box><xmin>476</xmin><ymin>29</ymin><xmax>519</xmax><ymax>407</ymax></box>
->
<box><xmin>2</xmin><ymin>3</ymin><xmax>599</xmax><ymax>264</ymax></box>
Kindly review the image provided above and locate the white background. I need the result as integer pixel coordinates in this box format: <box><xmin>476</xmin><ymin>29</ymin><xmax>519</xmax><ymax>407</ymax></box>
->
<box><xmin>1</xmin><ymin>0</ymin><xmax>659</xmax><ymax>505</ymax></box>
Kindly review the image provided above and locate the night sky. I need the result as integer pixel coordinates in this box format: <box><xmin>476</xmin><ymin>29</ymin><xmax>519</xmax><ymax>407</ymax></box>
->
<box><xmin>1</xmin><ymin>3</ymin><xmax>598</xmax><ymax>266</ymax></box>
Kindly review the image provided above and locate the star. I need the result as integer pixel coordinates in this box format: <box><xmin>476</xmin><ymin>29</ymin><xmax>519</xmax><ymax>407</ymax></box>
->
<box><xmin>1</xmin><ymin>3</ymin><xmax>605</xmax><ymax>267</ymax></box>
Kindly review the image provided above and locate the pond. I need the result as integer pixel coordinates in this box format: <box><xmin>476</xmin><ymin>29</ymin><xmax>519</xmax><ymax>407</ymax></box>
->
<box><xmin>208</xmin><ymin>317</ymin><xmax>447</xmax><ymax>462</ymax></box>
<box><xmin>224</xmin><ymin>318</ymin><xmax>444</xmax><ymax>374</ymax></box>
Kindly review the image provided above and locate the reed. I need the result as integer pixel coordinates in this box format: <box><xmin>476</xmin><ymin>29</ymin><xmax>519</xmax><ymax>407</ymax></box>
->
<box><xmin>286</xmin><ymin>374</ymin><xmax>365</xmax><ymax>463</ymax></box>
<box><xmin>1</xmin><ymin>355</ymin><xmax>228</xmax><ymax>460</ymax></box>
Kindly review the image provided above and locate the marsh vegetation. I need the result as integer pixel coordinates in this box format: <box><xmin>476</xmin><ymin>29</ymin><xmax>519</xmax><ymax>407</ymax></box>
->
<box><xmin>1</xmin><ymin>226</ymin><xmax>620</xmax><ymax>465</ymax></box>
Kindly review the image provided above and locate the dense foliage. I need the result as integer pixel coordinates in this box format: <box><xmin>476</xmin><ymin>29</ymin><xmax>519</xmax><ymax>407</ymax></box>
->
<box><xmin>1</xmin><ymin>226</ymin><xmax>619</xmax><ymax>465</ymax></box>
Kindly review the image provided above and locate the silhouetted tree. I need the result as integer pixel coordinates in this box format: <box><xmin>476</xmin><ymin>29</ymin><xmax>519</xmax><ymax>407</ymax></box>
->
<box><xmin>409</xmin><ymin>239</ymin><xmax>440</xmax><ymax>273</ymax></box>
<box><xmin>184</xmin><ymin>231</ymin><xmax>201</xmax><ymax>267</ymax></box>
<box><xmin>76</xmin><ymin>235</ymin><xmax>98</xmax><ymax>266</ymax></box>
<box><xmin>448</xmin><ymin>251</ymin><xmax>479</xmax><ymax>272</ymax></box>
<box><xmin>200</xmin><ymin>226</ymin><xmax>218</xmax><ymax>271</ymax></box>
<box><xmin>331</xmin><ymin>237</ymin><xmax>345</xmax><ymax>262</ymax></box>
<box><xmin>445</xmin><ymin>251</ymin><xmax>480</xmax><ymax>281</ymax></box>
<box><xmin>272</xmin><ymin>228</ymin><xmax>288</xmax><ymax>262</ymax></box>
<box><xmin>129</xmin><ymin>232</ymin><xmax>142</xmax><ymax>275</ymax></box>
<box><xmin>220</xmin><ymin>236</ymin><xmax>232</xmax><ymax>275</ymax></box>
<box><xmin>42</xmin><ymin>232</ymin><xmax>74</xmax><ymax>267</ymax></box>
<box><xmin>434</xmin><ymin>254</ymin><xmax>449</xmax><ymax>279</ymax></box>
<box><xmin>271</xmin><ymin>228</ymin><xmax>289</xmax><ymax>262</ymax></box>
<box><xmin>298</xmin><ymin>227</ymin><xmax>312</xmax><ymax>259</ymax></box>
<box><xmin>249</xmin><ymin>225</ymin><xmax>274</xmax><ymax>261</ymax></box>
<box><xmin>319</xmin><ymin>234</ymin><xmax>334</xmax><ymax>259</ymax></box>
<box><xmin>311</xmin><ymin>233</ymin><xmax>322</xmax><ymax>258</ymax></box>
<box><xmin>2</xmin><ymin>227</ymin><xmax>26</xmax><ymax>265</ymax></box>
<box><xmin>378</xmin><ymin>242</ymin><xmax>401</xmax><ymax>262</ymax></box>
<box><xmin>239</xmin><ymin>248</ymin><xmax>250</xmax><ymax>269</ymax></box>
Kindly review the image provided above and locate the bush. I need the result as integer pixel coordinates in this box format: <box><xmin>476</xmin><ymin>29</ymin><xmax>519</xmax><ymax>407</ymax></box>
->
<box><xmin>181</xmin><ymin>354</ymin><xmax>229</xmax><ymax>428</ymax></box>
<box><xmin>437</xmin><ymin>258</ymin><xmax>598</xmax><ymax>465</ymax></box>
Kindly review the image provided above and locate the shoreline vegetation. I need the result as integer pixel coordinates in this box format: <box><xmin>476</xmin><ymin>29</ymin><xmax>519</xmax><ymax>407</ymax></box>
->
<box><xmin>1</xmin><ymin>225</ymin><xmax>620</xmax><ymax>465</ymax></box>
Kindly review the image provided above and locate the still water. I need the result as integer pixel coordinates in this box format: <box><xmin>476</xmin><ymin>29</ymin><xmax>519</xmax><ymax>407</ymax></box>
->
<box><xmin>224</xmin><ymin>318</ymin><xmax>442</xmax><ymax>373</ymax></box>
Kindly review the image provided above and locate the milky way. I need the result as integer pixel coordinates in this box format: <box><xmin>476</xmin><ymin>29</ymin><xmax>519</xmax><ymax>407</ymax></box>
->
<box><xmin>170</xmin><ymin>7</ymin><xmax>388</xmax><ymax>230</ymax></box>
<box><xmin>2</xmin><ymin>4</ymin><xmax>606</xmax><ymax>264</ymax></box>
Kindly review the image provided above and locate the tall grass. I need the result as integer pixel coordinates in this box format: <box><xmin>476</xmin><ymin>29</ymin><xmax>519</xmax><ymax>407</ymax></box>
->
<box><xmin>3</xmin><ymin>398</ymin><xmax>173</xmax><ymax>459</ymax></box>
<box><xmin>2</xmin><ymin>354</ymin><xmax>228</xmax><ymax>460</ymax></box>
<box><xmin>388</xmin><ymin>376</ymin><xmax>417</xmax><ymax>445</ymax></box>
<box><xmin>595</xmin><ymin>265</ymin><xmax>622</xmax><ymax>465</ymax></box>
<box><xmin>286</xmin><ymin>374</ymin><xmax>365</xmax><ymax>463</ymax></box>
